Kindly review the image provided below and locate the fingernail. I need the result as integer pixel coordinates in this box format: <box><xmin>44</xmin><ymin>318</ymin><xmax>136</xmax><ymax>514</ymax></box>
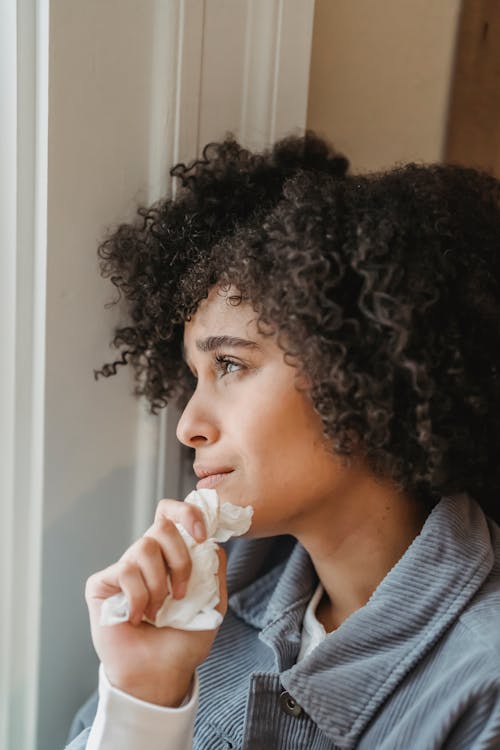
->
<box><xmin>194</xmin><ymin>521</ymin><xmax>205</xmax><ymax>542</ymax></box>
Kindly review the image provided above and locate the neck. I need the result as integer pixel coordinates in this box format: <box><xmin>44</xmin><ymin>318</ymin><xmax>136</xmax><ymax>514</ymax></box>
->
<box><xmin>296</xmin><ymin>471</ymin><xmax>429</xmax><ymax>632</ymax></box>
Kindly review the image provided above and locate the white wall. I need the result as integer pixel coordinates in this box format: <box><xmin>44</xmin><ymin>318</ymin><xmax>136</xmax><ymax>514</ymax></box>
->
<box><xmin>1</xmin><ymin>2</ymin><xmax>49</xmax><ymax>749</ymax></box>
<box><xmin>307</xmin><ymin>0</ymin><xmax>461</xmax><ymax>171</ymax></box>
<box><xmin>38</xmin><ymin>3</ymin><xmax>174</xmax><ymax>748</ymax></box>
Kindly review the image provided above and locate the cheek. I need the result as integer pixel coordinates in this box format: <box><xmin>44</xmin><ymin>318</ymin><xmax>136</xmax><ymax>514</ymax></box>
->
<box><xmin>236</xmin><ymin>385</ymin><xmax>323</xmax><ymax>476</ymax></box>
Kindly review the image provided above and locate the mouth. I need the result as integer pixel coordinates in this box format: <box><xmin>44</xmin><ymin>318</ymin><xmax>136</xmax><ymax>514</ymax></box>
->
<box><xmin>196</xmin><ymin>472</ymin><xmax>234</xmax><ymax>490</ymax></box>
<box><xmin>194</xmin><ymin>465</ymin><xmax>234</xmax><ymax>490</ymax></box>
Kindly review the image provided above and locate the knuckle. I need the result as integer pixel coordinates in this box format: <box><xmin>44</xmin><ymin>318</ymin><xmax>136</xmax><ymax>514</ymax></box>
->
<box><xmin>85</xmin><ymin>568</ymin><xmax>107</xmax><ymax>595</ymax></box>
<box><xmin>183</xmin><ymin>504</ymin><xmax>203</xmax><ymax>523</ymax></box>
<box><xmin>139</xmin><ymin>535</ymin><xmax>158</xmax><ymax>556</ymax></box>
<box><xmin>171</xmin><ymin>554</ymin><xmax>192</xmax><ymax>580</ymax></box>
<box><xmin>118</xmin><ymin>560</ymin><xmax>136</xmax><ymax>577</ymax></box>
<box><xmin>155</xmin><ymin>498</ymin><xmax>168</xmax><ymax>515</ymax></box>
<box><xmin>155</xmin><ymin>497</ymin><xmax>177</xmax><ymax>518</ymax></box>
<box><xmin>85</xmin><ymin>571</ymin><xmax>98</xmax><ymax>588</ymax></box>
<box><xmin>157</xmin><ymin>515</ymin><xmax>175</xmax><ymax>532</ymax></box>
<box><xmin>84</xmin><ymin>574</ymin><xmax>97</xmax><ymax>599</ymax></box>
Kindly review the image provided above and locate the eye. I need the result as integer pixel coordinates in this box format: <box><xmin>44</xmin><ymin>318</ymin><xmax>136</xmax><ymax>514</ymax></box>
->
<box><xmin>214</xmin><ymin>355</ymin><xmax>243</xmax><ymax>377</ymax></box>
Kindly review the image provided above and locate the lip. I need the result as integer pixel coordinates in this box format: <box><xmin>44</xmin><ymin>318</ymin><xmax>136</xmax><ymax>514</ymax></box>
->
<box><xmin>196</xmin><ymin>472</ymin><xmax>234</xmax><ymax>490</ymax></box>
<box><xmin>194</xmin><ymin>465</ymin><xmax>234</xmax><ymax>490</ymax></box>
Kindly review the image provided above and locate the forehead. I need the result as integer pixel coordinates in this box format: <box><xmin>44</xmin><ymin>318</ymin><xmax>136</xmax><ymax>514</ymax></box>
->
<box><xmin>183</xmin><ymin>287</ymin><xmax>259</xmax><ymax>345</ymax></box>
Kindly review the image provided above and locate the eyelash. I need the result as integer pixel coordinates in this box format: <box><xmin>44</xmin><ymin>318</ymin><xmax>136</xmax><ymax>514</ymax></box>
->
<box><xmin>214</xmin><ymin>354</ymin><xmax>244</xmax><ymax>377</ymax></box>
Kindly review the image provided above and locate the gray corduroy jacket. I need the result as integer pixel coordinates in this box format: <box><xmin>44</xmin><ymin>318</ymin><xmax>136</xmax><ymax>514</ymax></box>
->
<box><xmin>67</xmin><ymin>494</ymin><xmax>500</xmax><ymax>749</ymax></box>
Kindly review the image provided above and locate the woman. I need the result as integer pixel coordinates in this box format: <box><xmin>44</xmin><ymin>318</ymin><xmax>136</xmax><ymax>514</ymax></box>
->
<box><xmin>67</xmin><ymin>134</ymin><xmax>500</xmax><ymax>749</ymax></box>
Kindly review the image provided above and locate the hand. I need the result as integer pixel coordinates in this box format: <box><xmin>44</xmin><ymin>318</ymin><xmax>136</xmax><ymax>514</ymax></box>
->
<box><xmin>85</xmin><ymin>498</ymin><xmax>227</xmax><ymax>706</ymax></box>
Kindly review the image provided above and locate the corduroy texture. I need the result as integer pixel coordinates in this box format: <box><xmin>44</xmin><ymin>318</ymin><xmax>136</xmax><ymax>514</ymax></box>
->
<box><xmin>67</xmin><ymin>495</ymin><xmax>500</xmax><ymax>749</ymax></box>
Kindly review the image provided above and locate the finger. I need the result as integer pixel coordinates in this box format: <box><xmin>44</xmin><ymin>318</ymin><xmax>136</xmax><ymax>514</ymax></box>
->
<box><xmin>85</xmin><ymin>565</ymin><xmax>132</xmax><ymax>632</ymax></box>
<box><xmin>143</xmin><ymin>517</ymin><xmax>192</xmax><ymax>600</ymax></box>
<box><xmin>154</xmin><ymin>498</ymin><xmax>207</xmax><ymax>542</ymax></box>
<box><xmin>86</xmin><ymin>562</ymin><xmax>126</xmax><ymax>604</ymax></box>
<box><xmin>126</xmin><ymin>536</ymin><xmax>170</xmax><ymax>620</ymax></box>
<box><xmin>115</xmin><ymin>561</ymin><xmax>149</xmax><ymax>625</ymax></box>
<box><xmin>86</xmin><ymin>560</ymin><xmax>151</xmax><ymax>626</ymax></box>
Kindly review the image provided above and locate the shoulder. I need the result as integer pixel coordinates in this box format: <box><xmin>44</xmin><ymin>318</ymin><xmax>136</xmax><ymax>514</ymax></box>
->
<box><xmin>418</xmin><ymin>520</ymin><xmax>500</xmax><ymax>692</ymax></box>
<box><xmin>455</xmin><ymin>519</ymin><xmax>500</xmax><ymax>661</ymax></box>
<box><xmin>396</xmin><ymin>586</ymin><xmax>500</xmax><ymax>749</ymax></box>
<box><xmin>437</xmin><ymin>549</ymin><xmax>500</xmax><ymax>692</ymax></box>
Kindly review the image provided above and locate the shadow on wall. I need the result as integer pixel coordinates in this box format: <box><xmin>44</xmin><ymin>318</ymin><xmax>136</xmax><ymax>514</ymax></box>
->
<box><xmin>37</xmin><ymin>465</ymin><xmax>137</xmax><ymax>750</ymax></box>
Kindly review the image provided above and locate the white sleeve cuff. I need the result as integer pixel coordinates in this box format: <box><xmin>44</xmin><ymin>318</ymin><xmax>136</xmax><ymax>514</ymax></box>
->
<box><xmin>85</xmin><ymin>663</ymin><xmax>198</xmax><ymax>750</ymax></box>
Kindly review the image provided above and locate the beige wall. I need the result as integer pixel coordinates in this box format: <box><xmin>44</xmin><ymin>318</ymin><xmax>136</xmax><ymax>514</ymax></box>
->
<box><xmin>307</xmin><ymin>0</ymin><xmax>461</xmax><ymax>172</ymax></box>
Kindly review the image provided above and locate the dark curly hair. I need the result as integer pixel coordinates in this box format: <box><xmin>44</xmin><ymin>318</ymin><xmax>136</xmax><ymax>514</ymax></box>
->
<box><xmin>95</xmin><ymin>133</ymin><xmax>500</xmax><ymax>522</ymax></box>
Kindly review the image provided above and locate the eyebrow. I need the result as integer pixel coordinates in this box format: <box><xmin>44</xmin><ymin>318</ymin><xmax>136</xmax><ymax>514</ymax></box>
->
<box><xmin>195</xmin><ymin>335</ymin><xmax>261</xmax><ymax>353</ymax></box>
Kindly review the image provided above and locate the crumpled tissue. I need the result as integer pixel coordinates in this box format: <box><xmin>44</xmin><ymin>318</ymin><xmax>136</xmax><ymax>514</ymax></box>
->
<box><xmin>99</xmin><ymin>488</ymin><xmax>253</xmax><ymax>630</ymax></box>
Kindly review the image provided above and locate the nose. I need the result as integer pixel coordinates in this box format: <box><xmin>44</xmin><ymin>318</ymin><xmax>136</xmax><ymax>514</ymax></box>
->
<box><xmin>176</xmin><ymin>385</ymin><xmax>220</xmax><ymax>448</ymax></box>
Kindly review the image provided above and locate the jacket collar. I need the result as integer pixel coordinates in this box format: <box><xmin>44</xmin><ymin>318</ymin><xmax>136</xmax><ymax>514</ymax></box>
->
<box><xmin>229</xmin><ymin>538</ymin><xmax>316</xmax><ymax>630</ymax></box>
<box><xmin>229</xmin><ymin>495</ymin><xmax>496</xmax><ymax>749</ymax></box>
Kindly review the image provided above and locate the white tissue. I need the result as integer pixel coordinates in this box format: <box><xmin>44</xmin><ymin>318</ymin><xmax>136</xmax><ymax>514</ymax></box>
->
<box><xmin>99</xmin><ymin>489</ymin><xmax>253</xmax><ymax>630</ymax></box>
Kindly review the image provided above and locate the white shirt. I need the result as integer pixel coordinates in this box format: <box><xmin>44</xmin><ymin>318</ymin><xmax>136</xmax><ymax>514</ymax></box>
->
<box><xmin>86</xmin><ymin>584</ymin><xmax>326</xmax><ymax>750</ymax></box>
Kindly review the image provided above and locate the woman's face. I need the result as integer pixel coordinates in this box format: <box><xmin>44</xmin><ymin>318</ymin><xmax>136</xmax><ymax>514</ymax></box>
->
<box><xmin>177</xmin><ymin>286</ymin><xmax>352</xmax><ymax>538</ymax></box>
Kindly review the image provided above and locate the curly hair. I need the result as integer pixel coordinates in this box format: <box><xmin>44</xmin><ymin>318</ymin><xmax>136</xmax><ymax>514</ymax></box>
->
<box><xmin>95</xmin><ymin>133</ymin><xmax>500</xmax><ymax>521</ymax></box>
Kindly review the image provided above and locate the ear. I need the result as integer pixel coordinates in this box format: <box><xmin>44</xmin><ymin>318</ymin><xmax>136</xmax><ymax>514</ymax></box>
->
<box><xmin>294</xmin><ymin>366</ymin><xmax>312</xmax><ymax>392</ymax></box>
